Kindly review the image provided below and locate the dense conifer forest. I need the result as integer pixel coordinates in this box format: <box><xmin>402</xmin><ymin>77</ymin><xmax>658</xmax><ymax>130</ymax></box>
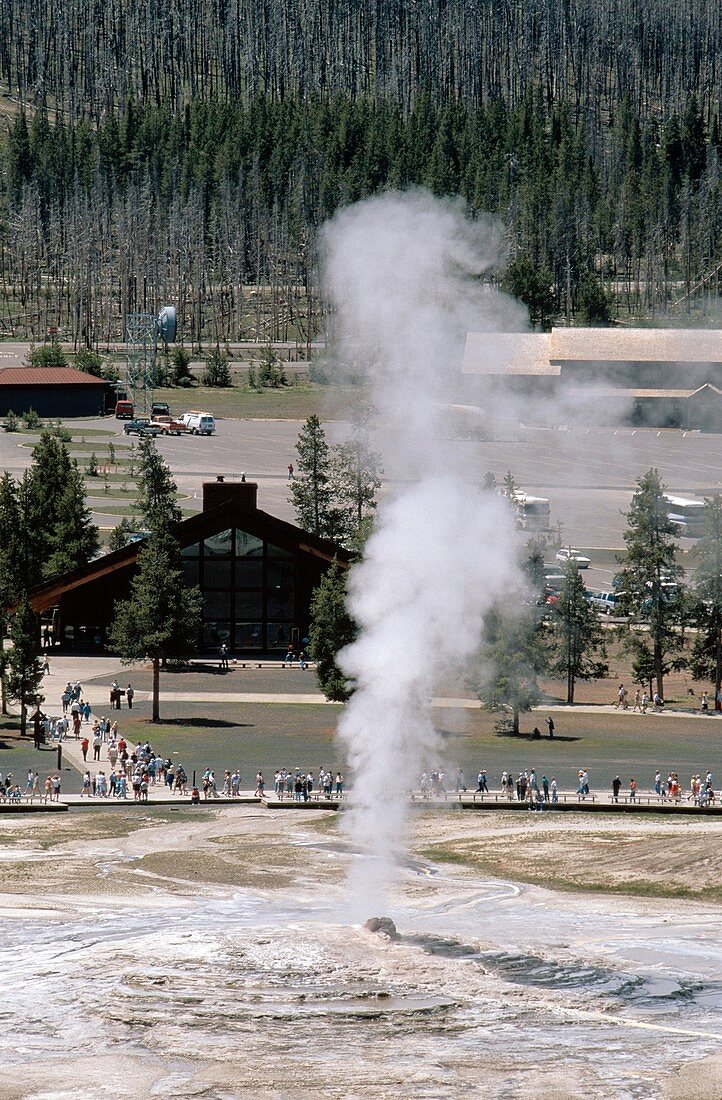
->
<box><xmin>1</xmin><ymin>0</ymin><xmax>722</xmax><ymax>344</ymax></box>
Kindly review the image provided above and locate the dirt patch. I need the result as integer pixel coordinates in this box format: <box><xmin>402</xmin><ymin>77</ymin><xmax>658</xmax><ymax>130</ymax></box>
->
<box><xmin>411</xmin><ymin>811</ymin><xmax>722</xmax><ymax>901</ymax></box>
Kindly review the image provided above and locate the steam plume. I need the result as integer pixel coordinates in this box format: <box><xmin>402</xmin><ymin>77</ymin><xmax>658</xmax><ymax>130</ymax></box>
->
<box><xmin>320</xmin><ymin>190</ymin><xmax>525</xmax><ymax>913</ymax></box>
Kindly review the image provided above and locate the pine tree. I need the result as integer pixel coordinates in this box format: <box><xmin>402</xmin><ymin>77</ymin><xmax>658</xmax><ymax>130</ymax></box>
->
<box><xmin>172</xmin><ymin>346</ymin><xmax>193</xmax><ymax>386</ymax></box>
<box><xmin>6</xmin><ymin>599</ymin><xmax>43</xmax><ymax>738</ymax></box>
<box><xmin>688</xmin><ymin>496</ymin><xmax>722</xmax><ymax>705</ymax></box>
<box><xmin>27</xmin><ymin>340</ymin><xmax>67</xmax><ymax>368</ymax></box>
<box><xmin>43</xmin><ymin>463</ymin><xmax>100</xmax><ymax>579</ymax></box>
<box><xmin>616</xmin><ymin>469</ymin><xmax>685</xmax><ymax>698</ymax></box>
<box><xmin>330</xmin><ymin>410</ymin><xmax>383</xmax><ymax>547</ymax></box>
<box><xmin>308</xmin><ymin>561</ymin><xmax>356</xmax><ymax>702</ymax></box>
<box><xmin>0</xmin><ymin>474</ymin><xmax>22</xmax><ymax>714</ymax></box>
<box><xmin>137</xmin><ymin>436</ymin><xmax>182</xmax><ymax>529</ymax></box>
<box><xmin>202</xmin><ymin>346</ymin><xmax>232</xmax><ymax>387</ymax></box>
<box><xmin>74</xmin><ymin>349</ymin><xmax>104</xmax><ymax>376</ymax></box>
<box><xmin>476</xmin><ymin>605</ymin><xmax>544</xmax><ymax>735</ymax></box>
<box><xmin>548</xmin><ymin>562</ymin><xmax>608</xmax><ymax>703</ymax></box>
<box><xmin>290</xmin><ymin>414</ymin><xmax>333</xmax><ymax>537</ymax></box>
<box><xmin>109</xmin><ymin>525</ymin><xmax>202</xmax><ymax>721</ymax></box>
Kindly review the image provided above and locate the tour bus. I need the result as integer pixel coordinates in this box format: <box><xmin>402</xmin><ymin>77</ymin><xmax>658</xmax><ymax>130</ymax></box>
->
<box><xmin>664</xmin><ymin>495</ymin><xmax>706</xmax><ymax>538</ymax></box>
<box><xmin>517</xmin><ymin>494</ymin><xmax>551</xmax><ymax>532</ymax></box>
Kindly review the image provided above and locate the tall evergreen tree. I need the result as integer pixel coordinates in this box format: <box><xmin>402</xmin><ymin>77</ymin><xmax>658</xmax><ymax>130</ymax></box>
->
<box><xmin>689</xmin><ymin>496</ymin><xmax>722</xmax><ymax>705</ymax></box>
<box><xmin>6</xmin><ymin>599</ymin><xmax>43</xmax><ymax>738</ymax></box>
<box><xmin>330</xmin><ymin>410</ymin><xmax>383</xmax><ymax>548</ymax></box>
<box><xmin>548</xmin><ymin>562</ymin><xmax>608</xmax><ymax>703</ymax></box>
<box><xmin>109</xmin><ymin>526</ymin><xmax>202</xmax><ymax>721</ymax></box>
<box><xmin>308</xmin><ymin>560</ymin><xmax>356</xmax><ymax>702</ymax></box>
<box><xmin>43</xmin><ymin>463</ymin><xmax>99</xmax><ymax>579</ymax></box>
<box><xmin>616</xmin><ymin>469</ymin><xmax>685</xmax><ymax>698</ymax></box>
<box><xmin>290</xmin><ymin>414</ymin><xmax>333</xmax><ymax>537</ymax></box>
<box><xmin>137</xmin><ymin>436</ymin><xmax>182</xmax><ymax>529</ymax></box>
<box><xmin>476</xmin><ymin>605</ymin><xmax>544</xmax><ymax>735</ymax></box>
<box><xmin>0</xmin><ymin>474</ymin><xmax>22</xmax><ymax>714</ymax></box>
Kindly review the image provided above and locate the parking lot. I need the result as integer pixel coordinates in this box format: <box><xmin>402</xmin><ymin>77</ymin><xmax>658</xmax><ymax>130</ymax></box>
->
<box><xmin>3</xmin><ymin>411</ymin><xmax>721</xmax><ymax>592</ymax></box>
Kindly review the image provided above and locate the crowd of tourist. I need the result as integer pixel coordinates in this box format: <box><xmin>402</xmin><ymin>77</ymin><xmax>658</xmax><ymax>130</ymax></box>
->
<box><xmin>417</xmin><ymin>766</ymin><xmax>719</xmax><ymax>808</ymax></box>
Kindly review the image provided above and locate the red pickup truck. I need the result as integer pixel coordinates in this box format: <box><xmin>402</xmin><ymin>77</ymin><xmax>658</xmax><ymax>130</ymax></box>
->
<box><xmin>151</xmin><ymin>415</ymin><xmax>188</xmax><ymax>436</ymax></box>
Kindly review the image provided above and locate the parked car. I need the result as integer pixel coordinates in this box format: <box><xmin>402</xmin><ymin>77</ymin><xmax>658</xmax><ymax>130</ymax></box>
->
<box><xmin>181</xmin><ymin>411</ymin><xmax>216</xmax><ymax>435</ymax></box>
<box><xmin>151</xmin><ymin>415</ymin><xmax>187</xmax><ymax>435</ymax></box>
<box><xmin>150</xmin><ymin>402</ymin><xmax>171</xmax><ymax>419</ymax></box>
<box><xmin>123</xmin><ymin>417</ymin><xmax>162</xmax><ymax>437</ymax></box>
<box><xmin>555</xmin><ymin>547</ymin><xmax>591</xmax><ymax>568</ymax></box>
<box><xmin>543</xmin><ymin>564</ymin><xmax>565</xmax><ymax>589</ymax></box>
<box><xmin>589</xmin><ymin>591</ymin><xmax>620</xmax><ymax>614</ymax></box>
<box><xmin>115</xmin><ymin>399</ymin><xmax>134</xmax><ymax>419</ymax></box>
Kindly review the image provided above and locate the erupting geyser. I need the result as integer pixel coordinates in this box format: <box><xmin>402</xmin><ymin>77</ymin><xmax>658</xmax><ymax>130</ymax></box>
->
<box><xmin>320</xmin><ymin>190</ymin><xmax>526</xmax><ymax>916</ymax></box>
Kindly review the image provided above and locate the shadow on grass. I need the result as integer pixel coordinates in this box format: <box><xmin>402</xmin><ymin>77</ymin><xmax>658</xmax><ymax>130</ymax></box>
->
<box><xmin>496</xmin><ymin>732</ymin><xmax>582</xmax><ymax>742</ymax></box>
<box><xmin>150</xmin><ymin>718</ymin><xmax>254</xmax><ymax>729</ymax></box>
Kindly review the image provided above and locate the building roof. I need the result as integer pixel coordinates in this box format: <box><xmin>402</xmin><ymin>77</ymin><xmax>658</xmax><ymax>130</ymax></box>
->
<box><xmin>463</xmin><ymin>332</ymin><xmax>557</xmax><ymax>375</ymax></box>
<box><xmin>0</xmin><ymin>367</ymin><xmax>108</xmax><ymax>386</ymax></box>
<box><xmin>550</xmin><ymin>327</ymin><xmax>722</xmax><ymax>364</ymax></box>
<box><xmin>26</xmin><ymin>483</ymin><xmax>352</xmax><ymax>613</ymax></box>
<box><xmin>566</xmin><ymin>383</ymin><xmax>722</xmax><ymax>400</ymax></box>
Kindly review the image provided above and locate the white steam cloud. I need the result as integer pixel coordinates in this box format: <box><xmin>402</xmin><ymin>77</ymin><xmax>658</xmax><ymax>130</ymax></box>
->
<box><xmin>320</xmin><ymin>190</ymin><xmax>526</xmax><ymax>915</ymax></box>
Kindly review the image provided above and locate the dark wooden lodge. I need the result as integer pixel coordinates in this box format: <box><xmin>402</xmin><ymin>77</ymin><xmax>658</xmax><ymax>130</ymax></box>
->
<box><xmin>28</xmin><ymin>480</ymin><xmax>350</xmax><ymax>655</ymax></box>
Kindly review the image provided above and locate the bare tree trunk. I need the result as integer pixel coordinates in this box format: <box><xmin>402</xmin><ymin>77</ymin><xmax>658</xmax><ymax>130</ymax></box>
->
<box><xmin>152</xmin><ymin>656</ymin><xmax>160</xmax><ymax>722</ymax></box>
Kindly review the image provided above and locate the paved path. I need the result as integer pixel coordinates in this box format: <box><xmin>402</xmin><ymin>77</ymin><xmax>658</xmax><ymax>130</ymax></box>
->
<box><xmin>37</xmin><ymin>655</ymin><xmax>719</xmax><ymax>718</ymax></box>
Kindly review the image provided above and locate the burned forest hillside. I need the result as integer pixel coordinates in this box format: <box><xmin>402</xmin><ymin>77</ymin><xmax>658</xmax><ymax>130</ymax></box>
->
<box><xmin>0</xmin><ymin>0</ymin><xmax>721</xmax><ymax>344</ymax></box>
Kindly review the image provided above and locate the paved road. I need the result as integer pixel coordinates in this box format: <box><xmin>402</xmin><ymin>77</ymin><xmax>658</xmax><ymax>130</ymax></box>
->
<box><xmin>5</xmin><ymin>410</ymin><xmax>722</xmax><ymax>564</ymax></box>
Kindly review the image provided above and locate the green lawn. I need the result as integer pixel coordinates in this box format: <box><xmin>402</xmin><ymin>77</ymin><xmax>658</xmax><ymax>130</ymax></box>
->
<box><xmin>152</xmin><ymin>382</ymin><xmax>360</xmax><ymax>420</ymax></box>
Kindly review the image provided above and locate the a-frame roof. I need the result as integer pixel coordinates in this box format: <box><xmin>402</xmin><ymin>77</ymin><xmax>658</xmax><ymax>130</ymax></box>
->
<box><xmin>26</xmin><ymin>485</ymin><xmax>352</xmax><ymax>613</ymax></box>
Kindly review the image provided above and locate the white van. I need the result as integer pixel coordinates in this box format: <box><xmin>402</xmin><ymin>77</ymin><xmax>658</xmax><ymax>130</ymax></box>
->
<box><xmin>181</xmin><ymin>411</ymin><xmax>216</xmax><ymax>435</ymax></box>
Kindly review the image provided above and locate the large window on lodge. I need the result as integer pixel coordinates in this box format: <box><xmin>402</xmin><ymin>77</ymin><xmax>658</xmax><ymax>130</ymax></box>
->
<box><xmin>181</xmin><ymin>528</ymin><xmax>295</xmax><ymax>651</ymax></box>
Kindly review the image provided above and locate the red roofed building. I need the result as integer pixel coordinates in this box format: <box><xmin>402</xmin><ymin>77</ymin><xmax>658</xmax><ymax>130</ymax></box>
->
<box><xmin>0</xmin><ymin>367</ymin><xmax>113</xmax><ymax>417</ymax></box>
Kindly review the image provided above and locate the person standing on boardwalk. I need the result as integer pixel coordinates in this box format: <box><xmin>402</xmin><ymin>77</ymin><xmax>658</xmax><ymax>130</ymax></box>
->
<box><xmin>629</xmin><ymin>778</ymin><xmax>637</xmax><ymax>800</ymax></box>
<box><xmin>612</xmin><ymin>775</ymin><xmax>622</xmax><ymax>802</ymax></box>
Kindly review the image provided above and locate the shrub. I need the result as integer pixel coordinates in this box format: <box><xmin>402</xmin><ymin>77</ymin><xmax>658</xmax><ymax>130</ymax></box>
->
<box><xmin>3</xmin><ymin>410</ymin><xmax>18</xmax><ymax>432</ymax></box>
<box><xmin>75</xmin><ymin>348</ymin><xmax>105</xmax><ymax>377</ymax></box>
<box><xmin>22</xmin><ymin>407</ymin><xmax>41</xmax><ymax>429</ymax></box>
<box><xmin>28</xmin><ymin>341</ymin><xmax>67</xmax><ymax>368</ymax></box>
<box><xmin>203</xmin><ymin>347</ymin><xmax>232</xmax><ymax>387</ymax></box>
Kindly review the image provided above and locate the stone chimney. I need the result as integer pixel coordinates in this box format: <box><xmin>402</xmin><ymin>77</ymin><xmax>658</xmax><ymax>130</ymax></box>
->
<box><xmin>202</xmin><ymin>478</ymin><xmax>258</xmax><ymax>513</ymax></box>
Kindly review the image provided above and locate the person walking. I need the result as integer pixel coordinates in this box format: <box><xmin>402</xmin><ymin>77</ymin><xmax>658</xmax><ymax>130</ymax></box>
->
<box><xmin>126</xmin><ymin>684</ymin><xmax>134</xmax><ymax>710</ymax></box>
<box><xmin>287</xmin><ymin>463</ymin><xmax>294</xmax><ymax>480</ymax></box>
<box><xmin>550</xmin><ymin>777</ymin><xmax>558</xmax><ymax>804</ymax></box>
<box><xmin>81</xmin><ymin>736</ymin><xmax>89</xmax><ymax>762</ymax></box>
<box><xmin>542</xmin><ymin>775</ymin><xmax>549</xmax><ymax>802</ymax></box>
<box><xmin>219</xmin><ymin>643</ymin><xmax>229</xmax><ymax>670</ymax></box>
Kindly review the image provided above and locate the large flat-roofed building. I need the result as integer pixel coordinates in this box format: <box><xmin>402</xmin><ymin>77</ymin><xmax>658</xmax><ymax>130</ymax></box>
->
<box><xmin>462</xmin><ymin>327</ymin><xmax>722</xmax><ymax>429</ymax></box>
<box><xmin>27</xmin><ymin>480</ymin><xmax>350</xmax><ymax>655</ymax></box>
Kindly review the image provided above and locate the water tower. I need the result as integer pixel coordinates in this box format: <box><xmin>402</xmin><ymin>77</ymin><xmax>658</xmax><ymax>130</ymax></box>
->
<box><xmin>125</xmin><ymin>305</ymin><xmax>177</xmax><ymax>414</ymax></box>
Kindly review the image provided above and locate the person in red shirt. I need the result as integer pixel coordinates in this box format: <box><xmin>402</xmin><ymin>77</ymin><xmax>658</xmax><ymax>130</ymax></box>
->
<box><xmin>81</xmin><ymin>737</ymin><xmax>89</xmax><ymax>761</ymax></box>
